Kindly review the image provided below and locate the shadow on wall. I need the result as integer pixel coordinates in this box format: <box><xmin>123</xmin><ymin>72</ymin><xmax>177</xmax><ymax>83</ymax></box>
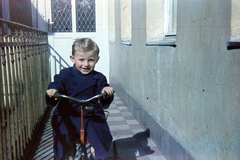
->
<box><xmin>113</xmin><ymin>129</ymin><xmax>155</xmax><ymax>159</ymax></box>
<box><xmin>48</xmin><ymin>44</ymin><xmax>71</xmax><ymax>80</ymax></box>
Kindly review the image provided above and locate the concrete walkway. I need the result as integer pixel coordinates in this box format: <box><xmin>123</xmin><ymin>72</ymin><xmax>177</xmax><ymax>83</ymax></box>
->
<box><xmin>33</xmin><ymin>93</ymin><xmax>167</xmax><ymax>160</ymax></box>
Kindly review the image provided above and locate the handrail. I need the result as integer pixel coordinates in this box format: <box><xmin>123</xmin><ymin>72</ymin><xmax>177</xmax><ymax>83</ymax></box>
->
<box><xmin>0</xmin><ymin>19</ymin><xmax>50</xmax><ymax>160</ymax></box>
<box><xmin>48</xmin><ymin>45</ymin><xmax>70</xmax><ymax>81</ymax></box>
<box><xmin>0</xmin><ymin>18</ymin><xmax>47</xmax><ymax>33</ymax></box>
<box><xmin>48</xmin><ymin>45</ymin><xmax>70</xmax><ymax>68</ymax></box>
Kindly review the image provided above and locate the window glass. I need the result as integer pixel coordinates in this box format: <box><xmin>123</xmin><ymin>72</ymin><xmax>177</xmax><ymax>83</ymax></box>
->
<box><xmin>146</xmin><ymin>0</ymin><xmax>177</xmax><ymax>43</ymax></box>
<box><xmin>146</xmin><ymin>0</ymin><xmax>163</xmax><ymax>42</ymax></box>
<box><xmin>0</xmin><ymin>0</ymin><xmax>3</xmax><ymax>19</ymax></box>
<box><xmin>230</xmin><ymin>0</ymin><xmax>240</xmax><ymax>41</ymax></box>
<box><xmin>51</xmin><ymin>0</ymin><xmax>72</xmax><ymax>32</ymax></box>
<box><xmin>76</xmin><ymin>0</ymin><xmax>96</xmax><ymax>32</ymax></box>
<box><xmin>120</xmin><ymin>0</ymin><xmax>131</xmax><ymax>42</ymax></box>
<box><xmin>164</xmin><ymin>0</ymin><xmax>177</xmax><ymax>36</ymax></box>
<box><xmin>9</xmin><ymin>0</ymin><xmax>32</xmax><ymax>27</ymax></box>
<box><xmin>109</xmin><ymin>0</ymin><xmax>115</xmax><ymax>42</ymax></box>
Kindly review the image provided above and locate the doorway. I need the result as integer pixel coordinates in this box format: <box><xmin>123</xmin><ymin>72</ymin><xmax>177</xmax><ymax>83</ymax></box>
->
<box><xmin>46</xmin><ymin>0</ymin><xmax>110</xmax><ymax>80</ymax></box>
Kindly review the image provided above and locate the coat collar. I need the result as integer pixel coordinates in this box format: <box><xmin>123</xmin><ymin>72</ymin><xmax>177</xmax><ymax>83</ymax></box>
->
<box><xmin>70</xmin><ymin>65</ymin><xmax>100</xmax><ymax>97</ymax></box>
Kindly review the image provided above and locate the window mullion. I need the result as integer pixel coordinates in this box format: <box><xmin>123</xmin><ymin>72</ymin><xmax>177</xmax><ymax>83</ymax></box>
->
<box><xmin>72</xmin><ymin>0</ymin><xmax>76</xmax><ymax>33</ymax></box>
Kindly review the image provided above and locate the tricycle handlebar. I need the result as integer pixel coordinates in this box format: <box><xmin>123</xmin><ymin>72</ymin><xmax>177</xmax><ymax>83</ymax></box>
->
<box><xmin>52</xmin><ymin>92</ymin><xmax>107</xmax><ymax>103</ymax></box>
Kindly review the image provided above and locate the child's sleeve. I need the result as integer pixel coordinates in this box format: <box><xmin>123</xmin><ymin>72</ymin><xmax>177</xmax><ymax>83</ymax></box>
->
<box><xmin>48</xmin><ymin>70</ymin><xmax>67</xmax><ymax>92</ymax></box>
<box><xmin>45</xmin><ymin>70</ymin><xmax>67</xmax><ymax>107</ymax></box>
<box><xmin>98</xmin><ymin>76</ymin><xmax>114</xmax><ymax>109</ymax></box>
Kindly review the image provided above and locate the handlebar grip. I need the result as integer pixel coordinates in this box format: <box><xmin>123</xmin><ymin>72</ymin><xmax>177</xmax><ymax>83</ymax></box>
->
<box><xmin>104</xmin><ymin>91</ymin><xmax>108</xmax><ymax>96</ymax></box>
<box><xmin>53</xmin><ymin>92</ymin><xmax>61</xmax><ymax>98</ymax></box>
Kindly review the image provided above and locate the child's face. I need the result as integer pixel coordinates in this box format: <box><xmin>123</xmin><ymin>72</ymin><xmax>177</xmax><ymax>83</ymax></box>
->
<box><xmin>70</xmin><ymin>50</ymin><xmax>99</xmax><ymax>75</ymax></box>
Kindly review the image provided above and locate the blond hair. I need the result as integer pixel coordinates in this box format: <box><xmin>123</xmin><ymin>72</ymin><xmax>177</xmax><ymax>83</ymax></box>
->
<box><xmin>72</xmin><ymin>38</ymin><xmax>99</xmax><ymax>56</ymax></box>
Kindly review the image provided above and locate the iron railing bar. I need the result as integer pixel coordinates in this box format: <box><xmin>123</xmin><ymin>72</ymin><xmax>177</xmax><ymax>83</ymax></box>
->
<box><xmin>0</xmin><ymin>42</ymin><xmax>48</xmax><ymax>47</ymax></box>
<box><xmin>0</xmin><ymin>18</ymin><xmax>47</xmax><ymax>33</ymax></box>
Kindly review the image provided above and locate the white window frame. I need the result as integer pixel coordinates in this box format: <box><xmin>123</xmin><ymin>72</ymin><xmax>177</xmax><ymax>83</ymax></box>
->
<box><xmin>164</xmin><ymin>0</ymin><xmax>177</xmax><ymax>36</ymax></box>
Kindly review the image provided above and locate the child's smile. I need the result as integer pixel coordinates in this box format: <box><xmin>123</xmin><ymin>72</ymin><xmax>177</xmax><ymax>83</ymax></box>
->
<box><xmin>70</xmin><ymin>50</ymin><xmax>100</xmax><ymax>75</ymax></box>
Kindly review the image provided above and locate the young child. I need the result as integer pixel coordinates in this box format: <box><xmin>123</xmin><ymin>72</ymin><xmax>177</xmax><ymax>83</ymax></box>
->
<box><xmin>46</xmin><ymin>38</ymin><xmax>114</xmax><ymax>160</ymax></box>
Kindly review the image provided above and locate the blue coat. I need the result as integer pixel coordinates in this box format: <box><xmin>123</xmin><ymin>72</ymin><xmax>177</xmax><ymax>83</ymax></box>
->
<box><xmin>46</xmin><ymin>65</ymin><xmax>113</xmax><ymax>160</ymax></box>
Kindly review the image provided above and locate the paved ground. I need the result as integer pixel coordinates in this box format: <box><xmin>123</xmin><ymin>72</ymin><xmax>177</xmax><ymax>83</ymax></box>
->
<box><xmin>33</xmin><ymin>93</ymin><xmax>167</xmax><ymax>160</ymax></box>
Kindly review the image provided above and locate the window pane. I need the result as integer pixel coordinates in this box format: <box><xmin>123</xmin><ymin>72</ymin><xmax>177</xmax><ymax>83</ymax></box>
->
<box><xmin>164</xmin><ymin>0</ymin><xmax>177</xmax><ymax>36</ymax></box>
<box><xmin>121</xmin><ymin>0</ymin><xmax>131</xmax><ymax>42</ymax></box>
<box><xmin>9</xmin><ymin>0</ymin><xmax>32</xmax><ymax>27</ymax></box>
<box><xmin>51</xmin><ymin>0</ymin><xmax>72</xmax><ymax>32</ymax></box>
<box><xmin>146</xmin><ymin>0</ymin><xmax>164</xmax><ymax>42</ymax></box>
<box><xmin>0</xmin><ymin>0</ymin><xmax>2</xmax><ymax>18</ymax></box>
<box><xmin>76</xmin><ymin>0</ymin><xmax>96</xmax><ymax>32</ymax></box>
<box><xmin>231</xmin><ymin>0</ymin><xmax>240</xmax><ymax>40</ymax></box>
<box><xmin>109</xmin><ymin>0</ymin><xmax>115</xmax><ymax>41</ymax></box>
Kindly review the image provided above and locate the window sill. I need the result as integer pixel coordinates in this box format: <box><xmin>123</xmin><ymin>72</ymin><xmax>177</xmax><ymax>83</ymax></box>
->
<box><xmin>146</xmin><ymin>36</ymin><xmax>176</xmax><ymax>47</ymax></box>
<box><xmin>121</xmin><ymin>40</ymin><xmax>132</xmax><ymax>46</ymax></box>
<box><xmin>227</xmin><ymin>41</ymin><xmax>240</xmax><ymax>50</ymax></box>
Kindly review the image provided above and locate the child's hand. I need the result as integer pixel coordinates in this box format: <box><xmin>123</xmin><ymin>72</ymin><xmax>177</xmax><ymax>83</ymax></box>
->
<box><xmin>102</xmin><ymin>87</ymin><xmax>115</xmax><ymax>97</ymax></box>
<box><xmin>46</xmin><ymin>89</ymin><xmax>58</xmax><ymax>100</ymax></box>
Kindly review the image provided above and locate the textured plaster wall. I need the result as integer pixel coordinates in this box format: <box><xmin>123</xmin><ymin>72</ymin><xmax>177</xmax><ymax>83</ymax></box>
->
<box><xmin>175</xmin><ymin>0</ymin><xmax>240</xmax><ymax>159</ymax></box>
<box><xmin>109</xmin><ymin>0</ymin><xmax>240</xmax><ymax>159</ymax></box>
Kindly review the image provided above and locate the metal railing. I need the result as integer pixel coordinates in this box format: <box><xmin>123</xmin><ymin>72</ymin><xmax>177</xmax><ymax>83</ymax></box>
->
<box><xmin>48</xmin><ymin>44</ymin><xmax>70</xmax><ymax>81</ymax></box>
<box><xmin>0</xmin><ymin>18</ymin><xmax>50</xmax><ymax>160</ymax></box>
